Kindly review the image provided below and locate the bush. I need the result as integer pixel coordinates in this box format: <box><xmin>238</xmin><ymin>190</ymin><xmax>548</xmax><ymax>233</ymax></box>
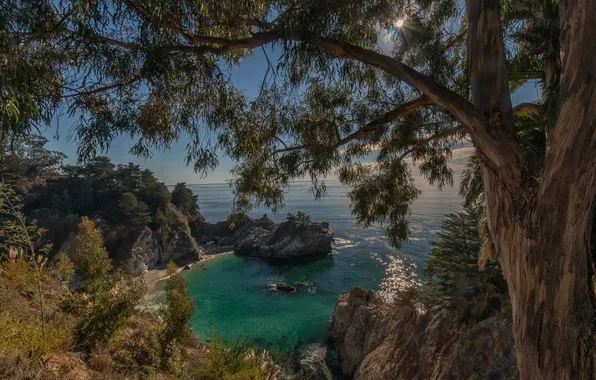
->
<box><xmin>160</xmin><ymin>261</ymin><xmax>195</xmax><ymax>351</ymax></box>
<box><xmin>286</xmin><ymin>211</ymin><xmax>311</xmax><ymax>226</ymax></box>
<box><xmin>189</xmin><ymin>338</ymin><xmax>278</xmax><ymax>380</ymax></box>
<box><xmin>79</xmin><ymin>271</ymin><xmax>146</xmax><ymax>347</ymax></box>
<box><xmin>67</xmin><ymin>217</ymin><xmax>112</xmax><ymax>285</ymax></box>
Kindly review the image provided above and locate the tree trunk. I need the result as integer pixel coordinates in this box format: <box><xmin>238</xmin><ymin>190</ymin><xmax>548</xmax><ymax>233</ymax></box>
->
<box><xmin>474</xmin><ymin>0</ymin><xmax>596</xmax><ymax>379</ymax></box>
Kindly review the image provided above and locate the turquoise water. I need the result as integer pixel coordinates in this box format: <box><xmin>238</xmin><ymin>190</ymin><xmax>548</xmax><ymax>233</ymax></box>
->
<box><xmin>173</xmin><ymin>174</ymin><xmax>466</xmax><ymax>353</ymax></box>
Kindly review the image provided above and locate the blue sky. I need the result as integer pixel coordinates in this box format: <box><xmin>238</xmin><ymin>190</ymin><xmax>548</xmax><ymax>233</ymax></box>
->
<box><xmin>42</xmin><ymin>46</ymin><xmax>540</xmax><ymax>185</ymax></box>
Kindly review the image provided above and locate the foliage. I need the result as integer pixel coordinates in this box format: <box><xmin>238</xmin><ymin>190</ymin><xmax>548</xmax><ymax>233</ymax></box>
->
<box><xmin>425</xmin><ymin>206</ymin><xmax>507</xmax><ymax>317</ymax></box>
<box><xmin>0</xmin><ymin>134</ymin><xmax>66</xmax><ymax>187</ymax></box>
<box><xmin>0</xmin><ymin>184</ymin><xmax>53</xmax><ymax>341</ymax></box>
<box><xmin>115</xmin><ymin>192</ymin><xmax>152</xmax><ymax>226</ymax></box>
<box><xmin>66</xmin><ymin>216</ymin><xmax>112</xmax><ymax>286</ymax></box>
<box><xmin>78</xmin><ymin>270</ymin><xmax>146</xmax><ymax>347</ymax></box>
<box><xmin>189</xmin><ymin>337</ymin><xmax>278</xmax><ymax>380</ymax></box>
<box><xmin>109</xmin><ymin>316</ymin><xmax>163</xmax><ymax>377</ymax></box>
<box><xmin>286</xmin><ymin>211</ymin><xmax>311</xmax><ymax>226</ymax></box>
<box><xmin>171</xmin><ymin>182</ymin><xmax>199</xmax><ymax>215</ymax></box>
<box><xmin>0</xmin><ymin>314</ymin><xmax>72</xmax><ymax>358</ymax></box>
<box><xmin>0</xmin><ymin>184</ymin><xmax>51</xmax><ymax>258</ymax></box>
<box><xmin>54</xmin><ymin>252</ymin><xmax>74</xmax><ymax>287</ymax></box>
<box><xmin>1</xmin><ymin>0</ymin><xmax>561</xmax><ymax>251</ymax></box>
<box><xmin>161</xmin><ymin>261</ymin><xmax>195</xmax><ymax>351</ymax></box>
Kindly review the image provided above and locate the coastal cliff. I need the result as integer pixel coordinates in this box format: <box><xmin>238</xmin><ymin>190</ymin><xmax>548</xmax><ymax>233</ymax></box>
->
<box><xmin>328</xmin><ymin>287</ymin><xmax>516</xmax><ymax>380</ymax></box>
<box><xmin>57</xmin><ymin>203</ymin><xmax>203</xmax><ymax>273</ymax></box>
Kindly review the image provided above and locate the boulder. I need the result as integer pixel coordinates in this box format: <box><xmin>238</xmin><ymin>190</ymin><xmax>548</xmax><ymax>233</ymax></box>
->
<box><xmin>328</xmin><ymin>287</ymin><xmax>516</xmax><ymax>380</ymax></box>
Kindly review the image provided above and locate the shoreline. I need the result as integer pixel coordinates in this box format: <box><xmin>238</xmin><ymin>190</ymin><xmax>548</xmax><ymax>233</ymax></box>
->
<box><xmin>143</xmin><ymin>251</ymin><xmax>234</xmax><ymax>295</ymax></box>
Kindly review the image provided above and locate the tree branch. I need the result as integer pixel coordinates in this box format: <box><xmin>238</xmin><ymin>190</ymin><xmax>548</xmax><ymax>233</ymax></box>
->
<box><xmin>273</xmin><ymin>96</ymin><xmax>432</xmax><ymax>155</ymax></box>
<box><xmin>397</xmin><ymin>126</ymin><xmax>463</xmax><ymax>161</ymax></box>
<box><xmin>62</xmin><ymin>75</ymin><xmax>142</xmax><ymax>98</ymax></box>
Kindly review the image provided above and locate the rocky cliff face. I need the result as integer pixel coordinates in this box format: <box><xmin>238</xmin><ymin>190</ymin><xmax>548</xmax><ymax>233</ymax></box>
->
<box><xmin>58</xmin><ymin>203</ymin><xmax>203</xmax><ymax>273</ymax></box>
<box><xmin>192</xmin><ymin>215</ymin><xmax>334</xmax><ymax>259</ymax></box>
<box><xmin>113</xmin><ymin>204</ymin><xmax>203</xmax><ymax>272</ymax></box>
<box><xmin>328</xmin><ymin>287</ymin><xmax>517</xmax><ymax>380</ymax></box>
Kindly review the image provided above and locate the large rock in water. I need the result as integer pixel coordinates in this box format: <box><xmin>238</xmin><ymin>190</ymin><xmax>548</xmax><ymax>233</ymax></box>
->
<box><xmin>219</xmin><ymin>218</ymin><xmax>333</xmax><ymax>259</ymax></box>
<box><xmin>328</xmin><ymin>287</ymin><xmax>517</xmax><ymax>380</ymax></box>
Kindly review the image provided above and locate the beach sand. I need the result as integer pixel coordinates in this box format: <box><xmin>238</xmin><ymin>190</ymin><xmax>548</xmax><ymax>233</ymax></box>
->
<box><xmin>143</xmin><ymin>251</ymin><xmax>234</xmax><ymax>294</ymax></box>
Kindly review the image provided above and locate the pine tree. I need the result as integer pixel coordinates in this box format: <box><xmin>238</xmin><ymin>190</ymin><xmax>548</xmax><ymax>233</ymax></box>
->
<box><xmin>115</xmin><ymin>193</ymin><xmax>152</xmax><ymax>226</ymax></box>
<box><xmin>426</xmin><ymin>206</ymin><xmax>506</xmax><ymax>316</ymax></box>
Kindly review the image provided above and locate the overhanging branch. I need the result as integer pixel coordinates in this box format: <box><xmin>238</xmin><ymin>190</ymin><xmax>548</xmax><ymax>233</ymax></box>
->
<box><xmin>273</xmin><ymin>96</ymin><xmax>432</xmax><ymax>155</ymax></box>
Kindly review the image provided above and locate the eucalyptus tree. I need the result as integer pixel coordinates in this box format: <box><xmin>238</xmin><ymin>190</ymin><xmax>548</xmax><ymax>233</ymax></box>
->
<box><xmin>3</xmin><ymin>0</ymin><xmax>596</xmax><ymax>378</ymax></box>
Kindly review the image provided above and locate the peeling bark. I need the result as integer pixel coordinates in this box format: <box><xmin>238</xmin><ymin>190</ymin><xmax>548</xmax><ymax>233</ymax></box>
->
<box><xmin>473</xmin><ymin>0</ymin><xmax>596</xmax><ymax>379</ymax></box>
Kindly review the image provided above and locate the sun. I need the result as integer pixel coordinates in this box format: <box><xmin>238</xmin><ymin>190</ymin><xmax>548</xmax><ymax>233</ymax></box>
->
<box><xmin>395</xmin><ymin>19</ymin><xmax>405</xmax><ymax>28</ymax></box>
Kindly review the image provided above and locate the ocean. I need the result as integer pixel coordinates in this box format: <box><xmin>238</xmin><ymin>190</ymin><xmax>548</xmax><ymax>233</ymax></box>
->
<box><xmin>168</xmin><ymin>148</ymin><xmax>471</xmax><ymax>354</ymax></box>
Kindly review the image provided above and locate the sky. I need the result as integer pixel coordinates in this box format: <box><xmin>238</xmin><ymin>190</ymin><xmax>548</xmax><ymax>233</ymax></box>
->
<box><xmin>41</xmin><ymin>37</ymin><xmax>540</xmax><ymax>185</ymax></box>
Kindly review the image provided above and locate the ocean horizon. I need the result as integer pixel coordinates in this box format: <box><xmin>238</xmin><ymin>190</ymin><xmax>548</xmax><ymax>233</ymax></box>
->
<box><xmin>159</xmin><ymin>170</ymin><xmax>468</xmax><ymax>353</ymax></box>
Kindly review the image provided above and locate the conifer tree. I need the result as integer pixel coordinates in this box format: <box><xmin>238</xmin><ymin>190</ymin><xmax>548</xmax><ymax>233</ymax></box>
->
<box><xmin>116</xmin><ymin>193</ymin><xmax>152</xmax><ymax>226</ymax></box>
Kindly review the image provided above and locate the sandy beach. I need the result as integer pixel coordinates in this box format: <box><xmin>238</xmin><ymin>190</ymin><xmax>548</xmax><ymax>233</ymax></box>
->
<box><xmin>143</xmin><ymin>251</ymin><xmax>234</xmax><ymax>294</ymax></box>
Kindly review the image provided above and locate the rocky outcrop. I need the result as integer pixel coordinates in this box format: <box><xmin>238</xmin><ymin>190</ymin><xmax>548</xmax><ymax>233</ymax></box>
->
<box><xmin>58</xmin><ymin>203</ymin><xmax>203</xmax><ymax>274</ymax></box>
<box><xmin>191</xmin><ymin>214</ymin><xmax>333</xmax><ymax>259</ymax></box>
<box><xmin>267</xmin><ymin>283</ymin><xmax>297</xmax><ymax>292</ymax></box>
<box><xmin>328</xmin><ymin>287</ymin><xmax>517</xmax><ymax>380</ymax></box>
<box><xmin>191</xmin><ymin>214</ymin><xmax>275</xmax><ymax>244</ymax></box>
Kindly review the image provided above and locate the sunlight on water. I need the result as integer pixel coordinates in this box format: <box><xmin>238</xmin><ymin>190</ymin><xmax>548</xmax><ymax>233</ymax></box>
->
<box><xmin>176</xmin><ymin>179</ymin><xmax>463</xmax><ymax>352</ymax></box>
<box><xmin>374</xmin><ymin>254</ymin><xmax>423</xmax><ymax>303</ymax></box>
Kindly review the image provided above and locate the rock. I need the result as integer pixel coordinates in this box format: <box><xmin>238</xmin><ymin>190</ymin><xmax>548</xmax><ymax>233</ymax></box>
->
<box><xmin>295</xmin><ymin>281</ymin><xmax>315</xmax><ymax>287</ymax></box>
<box><xmin>227</xmin><ymin>219</ymin><xmax>333</xmax><ymax>259</ymax></box>
<box><xmin>328</xmin><ymin>287</ymin><xmax>516</xmax><ymax>380</ymax></box>
<box><xmin>268</xmin><ymin>283</ymin><xmax>297</xmax><ymax>292</ymax></box>
<box><xmin>183</xmin><ymin>264</ymin><xmax>192</xmax><ymax>270</ymax></box>
<box><xmin>190</xmin><ymin>214</ymin><xmax>331</xmax><ymax>259</ymax></box>
<box><xmin>298</xmin><ymin>344</ymin><xmax>333</xmax><ymax>380</ymax></box>
<box><xmin>117</xmin><ymin>226</ymin><xmax>159</xmax><ymax>273</ymax></box>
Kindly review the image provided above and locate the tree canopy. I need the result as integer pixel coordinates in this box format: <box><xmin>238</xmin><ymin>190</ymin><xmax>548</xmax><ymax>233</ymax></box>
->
<box><xmin>0</xmin><ymin>0</ymin><xmax>553</xmax><ymax>246</ymax></box>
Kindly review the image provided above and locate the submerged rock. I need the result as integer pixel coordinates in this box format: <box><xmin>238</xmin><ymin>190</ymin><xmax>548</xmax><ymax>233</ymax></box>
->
<box><xmin>268</xmin><ymin>283</ymin><xmax>297</xmax><ymax>293</ymax></box>
<box><xmin>328</xmin><ymin>287</ymin><xmax>516</xmax><ymax>380</ymax></box>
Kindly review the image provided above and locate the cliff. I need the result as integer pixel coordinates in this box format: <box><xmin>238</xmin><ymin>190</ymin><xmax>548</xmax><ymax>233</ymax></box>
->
<box><xmin>328</xmin><ymin>287</ymin><xmax>517</xmax><ymax>380</ymax></box>
<box><xmin>57</xmin><ymin>203</ymin><xmax>203</xmax><ymax>273</ymax></box>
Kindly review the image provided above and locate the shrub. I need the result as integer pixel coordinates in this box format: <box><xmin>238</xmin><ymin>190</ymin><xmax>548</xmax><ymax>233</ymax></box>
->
<box><xmin>79</xmin><ymin>271</ymin><xmax>146</xmax><ymax>347</ymax></box>
<box><xmin>67</xmin><ymin>217</ymin><xmax>112</xmax><ymax>285</ymax></box>
<box><xmin>286</xmin><ymin>211</ymin><xmax>311</xmax><ymax>226</ymax></box>
<box><xmin>189</xmin><ymin>338</ymin><xmax>277</xmax><ymax>380</ymax></box>
<box><xmin>160</xmin><ymin>261</ymin><xmax>195</xmax><ymax>350</ymax></box>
